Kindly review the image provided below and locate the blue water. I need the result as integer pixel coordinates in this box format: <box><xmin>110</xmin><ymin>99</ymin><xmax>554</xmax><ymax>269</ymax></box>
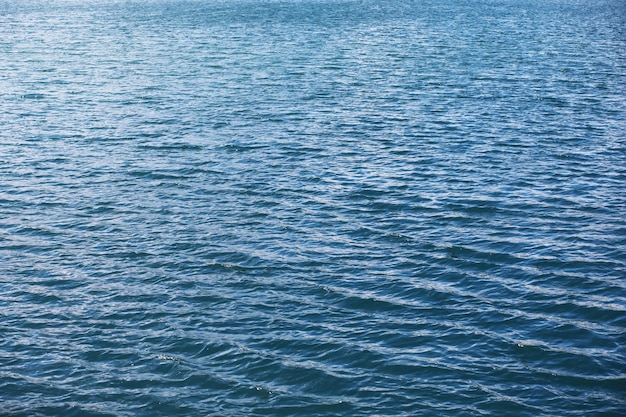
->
<box><xmin>1</xmin><ymin>0</ymin><xmax>625</xmax><ymax>415</ymax></box>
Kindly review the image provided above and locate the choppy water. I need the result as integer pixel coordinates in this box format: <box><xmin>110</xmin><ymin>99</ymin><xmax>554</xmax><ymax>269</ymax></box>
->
<box><xmin>1</xmin><ymin>0</ymin><xmax>625</xmax><ymax>415</ymax></box>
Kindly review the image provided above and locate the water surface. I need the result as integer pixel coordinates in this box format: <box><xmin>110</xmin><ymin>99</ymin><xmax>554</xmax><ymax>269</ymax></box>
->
<box><xmin>1</xmin><ymin>0</ymin><xmax>625</xmax><ymax>415</ymax></box>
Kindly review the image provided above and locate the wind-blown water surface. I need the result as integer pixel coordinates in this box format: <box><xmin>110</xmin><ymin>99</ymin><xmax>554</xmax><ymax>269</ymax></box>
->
<box><xmin>1</xmin><ymin>0</ymin><xmax>625</xmax><ymax>415</ymax></box>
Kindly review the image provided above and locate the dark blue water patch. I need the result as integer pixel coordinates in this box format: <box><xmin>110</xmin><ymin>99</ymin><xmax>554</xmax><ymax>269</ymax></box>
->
<box><xmin>19</xmin><ymin>93</ymin><xmax>47</xmax><ymax>100</ymax></box>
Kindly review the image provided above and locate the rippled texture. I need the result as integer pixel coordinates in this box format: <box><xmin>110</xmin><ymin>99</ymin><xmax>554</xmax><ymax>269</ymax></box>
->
<box><xmin>1</xmin><ymin>0</ymin><xmax>625</xmax><ymax>415</ymax></box>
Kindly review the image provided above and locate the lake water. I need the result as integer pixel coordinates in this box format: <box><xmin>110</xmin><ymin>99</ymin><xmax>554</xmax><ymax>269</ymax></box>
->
<box><xmin>1</xmin><ymin>0</ymin><xmax>625</xmax><ymax>415</ymax></box>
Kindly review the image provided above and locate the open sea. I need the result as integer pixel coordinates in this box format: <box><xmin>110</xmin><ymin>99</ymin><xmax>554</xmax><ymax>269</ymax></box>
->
<box><xmin>1</xmin><ymin>0</ymin><xmax>625</xmax><ymax>415</ymax></box>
